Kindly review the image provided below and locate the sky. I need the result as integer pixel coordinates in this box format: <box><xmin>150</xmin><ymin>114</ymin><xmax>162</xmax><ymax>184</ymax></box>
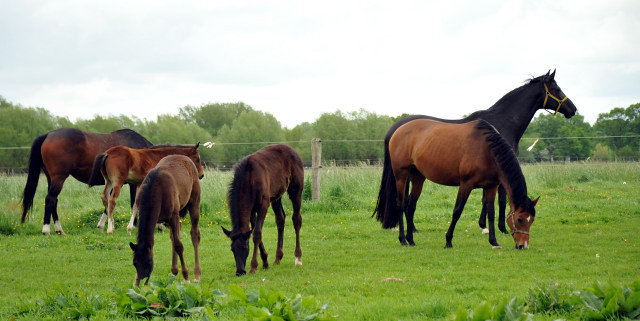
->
<box><xmin>1</xmin><ymin>0</ymin><xmax>639</xmax><ymax>128</ymax></box>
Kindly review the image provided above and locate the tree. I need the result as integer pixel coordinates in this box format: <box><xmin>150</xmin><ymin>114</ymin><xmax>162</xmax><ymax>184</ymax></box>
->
<box><xmin>593</xmin><ymin>103</ymin><xmax>640</xmax><ymax>159</ymax></box>
<box><xmin>178</xmin><ymin>102</ymin><xmax>253</xmax><ymax>136</ymax></box>
<box><xmin>519</xmin><ymin>113</ymin><xmax>593</xmax><ymax>161</ymax></box>
<box><xmin>214</xmin><ymin>110</ymin><xmax>284</xmax><ymax>167</ymax></box>
<box><xmin>0</xmin><ymin>96</ymin><xmax>69</xmax><ymax>172</ymax></box>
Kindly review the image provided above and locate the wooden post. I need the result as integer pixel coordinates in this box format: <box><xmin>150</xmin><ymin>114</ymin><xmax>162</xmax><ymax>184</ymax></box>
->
<box><xmin>311</xmin><ymin>138</ymin><xmax>322</xmax><ymax>200</ymax></box>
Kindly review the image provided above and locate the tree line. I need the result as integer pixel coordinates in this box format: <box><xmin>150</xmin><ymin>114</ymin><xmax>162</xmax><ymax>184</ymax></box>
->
<box><xmin>1</xmin><ymin>95</ymin><xmax>638</xmax><ymax>172</ymax></box>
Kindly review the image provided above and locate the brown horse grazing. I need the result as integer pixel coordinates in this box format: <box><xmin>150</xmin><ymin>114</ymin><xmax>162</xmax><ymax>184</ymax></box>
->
<box><xmin>222</xmin><ymin>144</ymin><xmax>304</xmax><ymax>276</ymax></box>
<box><xmin>377</xmin><ymin>119</ymin><xmax>538</xmax><ymax>249</ymax></box>
<box><xmin>88</xmin><ymin>143</ymin><xmax>203</xmax><ymax>235</ymax></box>
<box><xmin>21</xmin><ymin>128</ymin><xmax>153</xmax><ymax>235</ymax></box>
<box><xmin>129</xmin><ymin>154</ymin><xmax>204</xmax><ymax>286</ymax></box>
<box><xmin>375</xmin><ymin>70</ymin><xmax>575</xmax><ymax>236</ymax></box>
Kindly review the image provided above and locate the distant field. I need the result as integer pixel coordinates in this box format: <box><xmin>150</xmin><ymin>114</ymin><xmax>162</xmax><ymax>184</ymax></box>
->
<box><xmin>1</xmin><ymin>163</ymin><xmax>639</xmax><ymax>320</ymax></box>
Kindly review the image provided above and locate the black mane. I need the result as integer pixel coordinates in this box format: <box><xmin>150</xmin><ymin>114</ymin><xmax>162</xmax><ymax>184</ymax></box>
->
<box><xmin>476</xmin><ymin>120</ymin><xmax>536</xmax><ymax>215</ymax></box>
<box><xmin>136</xmin><ymin>169</ymin><xmax>159</xmax><ymax>245</ymax></box>
<box><xmin>227</xmin><ymin>156</ymin><xmax>252</xmax><ymax>231</ymax></box>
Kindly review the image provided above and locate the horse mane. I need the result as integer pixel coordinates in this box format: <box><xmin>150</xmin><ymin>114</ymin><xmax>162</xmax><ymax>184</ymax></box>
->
<box><xmin>482</xmin><ymin>73</ymin><xmax>551</xmax><ymax>115</ymax></box>
<box><xmin>476</xmin><ymin>120</ymin><xmax>536</xmax><ymax>216</ymax></box>
<box><xmin>136</xmin><ymin>169</ymin><xmax>160</xmax><ymax>245</ymax></box>
<box><xmin>228</xmin><ymin>156</ymin><xmax>252</xmax><ymax>231</ymax></box>
<box><xmin>112</xmin><ymin>129</ymin><xmax>154</xmax><ymax>147</ymax></box>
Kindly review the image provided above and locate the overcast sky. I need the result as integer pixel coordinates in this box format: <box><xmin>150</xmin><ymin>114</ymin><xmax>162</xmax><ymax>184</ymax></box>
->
<box><xmin>1</xmin><ymin>0</ymin><xmax>639</xmax><ymax>128</ymax></box>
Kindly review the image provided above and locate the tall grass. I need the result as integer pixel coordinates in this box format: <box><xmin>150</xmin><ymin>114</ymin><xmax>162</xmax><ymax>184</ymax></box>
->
<box><xmin>0</xmin><ymin>163</ymin><xmax>638</xmax><ymax>320</ymax></box>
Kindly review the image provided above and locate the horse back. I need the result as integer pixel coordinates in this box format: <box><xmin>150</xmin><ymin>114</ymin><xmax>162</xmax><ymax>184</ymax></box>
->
<box><xmin>155</xmin><ymin>155</ymin><xmax>201</xmax><ymax>211</ymax></box>
<box><xmin>390</xmin><ymin>119</ymin><xmax>496</xmax><ymax>186</ymax></box>
<box><xmin>250</xmin><ymin>144</ymin><xmax>303</xmax><ymax>199</ymax></box>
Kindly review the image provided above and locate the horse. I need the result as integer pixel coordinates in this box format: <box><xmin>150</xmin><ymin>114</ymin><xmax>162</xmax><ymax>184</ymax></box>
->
<box><xmin>377</xmin><ymin>118</ymin><xmax>538</xmax><ymax>249</ymax></box>
<box><xmin>21</xmin><ymin>128</ymin><xmax>153</xmax><ymax>235</ymax></box>
<box><xmin>129</xmin><ymin>154</ymin><xmax>204</xmax><ymax>286</ymax></box>
<box><xmin>374</xmin><ymin>70</ymin><xmax>574</xmax><ymax>236</ymax></box>
<box><xmin>87</xmin><ymin>143</ymin><xmax>203</xmax><ymax>235</ymax></box>
<box><xmin>221</xmin><ymin>144</ymin><xmax>304</xmax><ymax>276</ymax></box>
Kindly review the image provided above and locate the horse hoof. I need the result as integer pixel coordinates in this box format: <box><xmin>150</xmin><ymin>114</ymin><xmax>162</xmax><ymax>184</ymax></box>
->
<box><xmin>492</xmin><ymin>245</ymin><xmax>502</xmax><ymax>249</ymax></box>
<box><xmin>295</xmin><ymin>257</ymin><xmax>303</xmax><ymax>266</ymax></box>
<box><xmin>481</xmin><ymin>228</ymin><xmax>489</xmax><ymax>235</ymax></box>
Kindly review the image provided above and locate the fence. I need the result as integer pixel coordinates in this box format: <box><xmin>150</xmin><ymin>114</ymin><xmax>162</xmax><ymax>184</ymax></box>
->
<box><xmin>2</xmin><ymin>136</ymin><xmax>639</xmax><ymax>199</ymax></box>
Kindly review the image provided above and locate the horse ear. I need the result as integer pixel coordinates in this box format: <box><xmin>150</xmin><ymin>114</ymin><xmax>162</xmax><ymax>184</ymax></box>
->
<box><xmin>545</xmin><ymin>69</ymin><xmax>551</xmax><ymax>77</ymax></box>
<box><xmin>532</xmin><ymin>196</ymin><xmax>540</xmax><ymax>206</ymax></box>
<box><xmin>221</xmin><ymin>226</ymin><xmax>232</xmax><ymax>238</ymax></box>
<box><xmin>130</xmin><ymin>242</ymin><xmax>137</xmax><ymax>252</ymax></box>
<box><xmin>549</xmin><ymin>69</ymin><xmax>556</xmax><ymax>81</ymax></box>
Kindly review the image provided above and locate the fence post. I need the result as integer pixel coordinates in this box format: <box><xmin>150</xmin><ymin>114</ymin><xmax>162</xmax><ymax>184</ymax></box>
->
<box><xmin>311</xmin><ymin>138</ymin><xmax>322</xmax><ymax>200</ymax></box>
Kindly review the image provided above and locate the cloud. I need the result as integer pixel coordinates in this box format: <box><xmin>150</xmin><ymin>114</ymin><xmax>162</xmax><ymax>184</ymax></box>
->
<box><xmin>1</xmin><ymin>0</ymin><xmax>639</xmax><ymax>128</ymax></box>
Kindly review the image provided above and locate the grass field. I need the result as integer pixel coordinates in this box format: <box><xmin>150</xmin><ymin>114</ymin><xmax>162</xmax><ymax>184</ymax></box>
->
<box><xmin>0</xmin><ymin>163</ymin><xmax>639</xmax><ymax>320</ymax></box>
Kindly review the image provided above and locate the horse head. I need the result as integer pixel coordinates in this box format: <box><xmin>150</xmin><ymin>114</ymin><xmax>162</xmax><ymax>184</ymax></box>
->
<box><xmin>222</xmin><ymin>226</ymin><xmax>252</xmax><ymax>276</ymax></box>
<box><xmin>507</xmin><ymin>196</ymin><xmax>539</xmax><ymax>249</ymax></box>
<box><xmin>542</xmin><ymin>70</ymin><xmax>577</xmax><ymax>119</ymax></box>
<box><xmin>190</xmin><ymin>142</ymin><xmax>205</xmax><ymax>180</ymax></box>
<box><xmin>130</xmin><ymin>242</ymin><xmax>154</xmax><ymax>286</ymax></box>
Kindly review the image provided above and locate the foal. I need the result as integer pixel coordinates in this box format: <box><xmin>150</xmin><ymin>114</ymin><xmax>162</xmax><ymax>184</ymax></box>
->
<box><xmin>222</xmin><ymin>144</ymin><xmax>304</xmax><ymax>276</ymax></box>
<box><xmin>129</xmin><ymin>155</ymin><xmax>204</xmax><ymax>286</ymax></box>
<box><xmin>88</xmin><ymin>143</ymin><xmax>202</xmax><ymax>234</ymax></box>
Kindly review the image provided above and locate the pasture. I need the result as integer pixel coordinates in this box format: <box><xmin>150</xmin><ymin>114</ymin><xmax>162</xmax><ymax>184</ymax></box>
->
<box><xmin>0</xmin><ymin>163</ymin><xmax>639</xmax><ymax>320</ymax></box>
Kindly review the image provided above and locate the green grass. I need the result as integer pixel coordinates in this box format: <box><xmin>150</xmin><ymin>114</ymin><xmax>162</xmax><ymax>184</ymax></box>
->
<box><xmin>1</xmin><ymin>163</ymin><xmax>639</xmax><ymax>320</ymax></box>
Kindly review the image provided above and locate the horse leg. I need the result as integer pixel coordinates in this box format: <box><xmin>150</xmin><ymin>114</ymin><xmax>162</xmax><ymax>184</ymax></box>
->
<box><xmin>271</xmin><ymin>199</ymin><xmax>286</xmax><ymax>265</ymax></box>
<box><xmin>405</xmin><ymin>174</ymin><xmax>426</xmax><ymax>246</ymax></box>
<box><xmin>445</xmin><ymin>186</ymin><xmax>472</xmax><ymax>248</ymax></box>
<box><xmin>106</xmin><ymin>183</ymin><xmax>124</xmax><ymax>235</ymax></box>
<box><xmin>497</xmin><ymin>184</ymin><xmax>509</xmax><ymax>234</ymax></box>
<box><xmin>483</xmin><ymin>186</ymin><xmax>501</xmax><ymax>248</ymax></box>
<box><xmin>169</xmin><ymin>219</ymin><xmax>189</xmax><ymax>282</ymax></box>
<box><xmin>250</xmin><ymin>203</ymin><xmax>269</xmax><ymax>273</ymax></box>
<box><xmin>44</xmin><ymin>177</ymin><xmax>66</xmax><ymax>235</ymax></box>
<box><xmin>478</xmin><ymin>195</ymin><xmax>489</xmax><ymax>234</ymax></box>
<box><xmin>289</xmin><ymin>185</ymin><xmax>303</xmax><ymax>266</ymax></box>
<box><xmin>394</xmin><ymin>171</ymin><xmax>409</xmax><ymax>246</ymax></box>
<box><xmin>97</xmin><ymin>183</ymin><xmax>111</xmax><ymax>231</ymax></box>
<box><xmin>188</xmin><ymin>204</ymin><xmax>201</xmax><ymax>282</ymax></box>
<box><xmin>126</xmin><ymin>184</ymin><xmax>138</xmax><ymax>234</ymax></box>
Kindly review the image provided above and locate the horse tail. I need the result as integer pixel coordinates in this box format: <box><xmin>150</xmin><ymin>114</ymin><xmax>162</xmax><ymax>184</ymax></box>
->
<box><xmin>88</xmin><ymin>154</ymin><xmax>107</xmax><ymax>187</ymax></box>
<box><xmin>21</xmin><ymin>133</ymin><xmax>47</xmax><ymax>223</ymax></box>
<box><xmin>372</xmin><ymin>135</ymin><xmax>402</xmax><ymax>229</ymax></box>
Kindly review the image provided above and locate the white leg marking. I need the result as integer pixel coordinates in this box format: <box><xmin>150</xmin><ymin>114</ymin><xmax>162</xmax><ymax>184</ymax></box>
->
<box><xmin>295</xmin><ymin>257</ymin><xmax>303</xmax><ymax>266</ymax></box>
<box><xmin>107</xmin><ymin>218</ymin><xmax>114</xmax><ymax>235</ymax></box>
<box><xmin>126</xmin><ymin>211</ymin><xmax>137</xmax><ymax>235</ymax></box>
<box><xmin>492</xmin><ymin>245</ymin><xmax>502</xmax><ymax>249</ymax></box>
<box><xmin>54</xmin><ymin>221</ymin><xmax>65</xmax><ymax>235</ymax></box>
<box><xmin>481</xmin><ymin>228</ymin><xmax>489</xmax><ymax>235</ymax></box>
<box><xmin>42</xmin><ymin>224</ymin><xmax>51</xmax><ymax>235</ymax></box>
<box><xmin>97</xmin><ymin>212</ymin><xmax>107</xmax><ymax>230</ymax></box>
<box><xmin>524</xmin><ymin>241</ymin><xmax>529</xmax><ymax>249</ymax></box>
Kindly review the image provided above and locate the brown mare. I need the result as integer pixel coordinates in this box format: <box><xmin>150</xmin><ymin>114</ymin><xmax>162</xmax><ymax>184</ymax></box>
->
<box><xmin>21</xmin><ymin>128</ymin><xmax>153</xmax><ymax>235</ymax></box>
<box><xmin>129</xmin><ymin>154</ymin><xmax>204</xmax><ymax>286</ymax></box>
<box><xmin>87</xmin><ymin>143</ymin><xmax>203</xmax><ymax>235</ymax></box>
<box><xmin>375</xmin><ymin>70</ymin><xmax>575</xmax><ymax>236</ymax></box>
<box><xmin>222</xmin><ymin>144</ymin><xmax>304</xmax><ymax>276</ymax></box>
<box><xmin>376</xmin><ymin>119</ymin><xmax>538</xmax><ymax>249</ymax></box>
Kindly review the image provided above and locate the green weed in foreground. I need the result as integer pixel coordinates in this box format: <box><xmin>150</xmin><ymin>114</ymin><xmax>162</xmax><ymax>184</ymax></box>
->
<box><xmin>9</xmin><ymin>274</ymin><xmax>336</xmax><ymax>320</ymax></box>
<box><xmin>0</xmin><ymin>163</ymin><xmax>639</xmax><ymax>320</ymax></box>
<box><xmin>453</xmin><ymin>279</ymin><xmax>640</xmax><ymax>321</ymax></box>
